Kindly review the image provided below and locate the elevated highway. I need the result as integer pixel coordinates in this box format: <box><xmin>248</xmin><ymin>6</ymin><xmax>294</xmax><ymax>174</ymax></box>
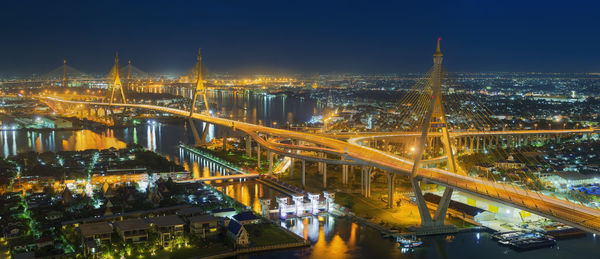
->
<box><xmin>41</xmin><ymin>96</ymin><xmax>600</xmax><ymax>235</ymax></box>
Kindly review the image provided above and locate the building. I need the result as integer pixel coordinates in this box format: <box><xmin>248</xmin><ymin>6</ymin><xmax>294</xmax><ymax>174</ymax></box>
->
<box><xmin>114</xmin><ymin>218</ymin><xmax>150</xmax><ymax>244</ymax></box>
<box><xmin>226</xmin><ymin>220</ymin><xmax>249</xmax><ymax>247</ymax></box>
<box><xmin>232</xmin><ymin>211</ymin><xmax>260</xmax><ymax>225</ymax></box>
<box><xmin>188</xmin><ymin>215</ymin><xmax>220</xmax><ymax>238</ymax></box>
<box><xmin>92</xmin><ymin>168</ymin><xmax>148</xmax><ymax>186</ymax></box>
<box><xmin>494</xmin><ymin>155</ymin><xmax>526</xmax><ymax>170</ymax></box>
<box><xmin>149</xmin><ymin>215</ymin><xmax>185</xmax><ymax>248</ymax></box>
<box><xmin>78</xmin><ymin>222</ymin><xmax>112</xmax><ymax>256</ymax></box>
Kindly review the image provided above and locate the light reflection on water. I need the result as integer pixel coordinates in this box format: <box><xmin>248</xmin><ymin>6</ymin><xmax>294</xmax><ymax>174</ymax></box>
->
<box><xmin>1</xmin><ymin>129</ymin><xmax>128</xmax><ymax>157</ymax></box>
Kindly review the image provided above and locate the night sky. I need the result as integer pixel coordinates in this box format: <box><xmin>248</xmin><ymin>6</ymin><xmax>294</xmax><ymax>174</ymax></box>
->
<box><xmin>1</xmin><ymin>0</ymin><xmax>599</xmax><ymax>75</ymax></box>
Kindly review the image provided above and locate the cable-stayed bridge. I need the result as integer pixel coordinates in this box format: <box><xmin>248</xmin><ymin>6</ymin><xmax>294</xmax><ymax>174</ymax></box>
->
<box><xmin>36</xmin><ymin>43</ymin><xmax>600</xmax><ymax>235</ymax></box>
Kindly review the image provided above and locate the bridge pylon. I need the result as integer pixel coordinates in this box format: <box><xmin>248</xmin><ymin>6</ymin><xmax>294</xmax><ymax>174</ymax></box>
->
<box><xmin>109</xmin><ymin>52</ymin><xmax>127</xmax><ymax>105</ymax></box>
<box><xmin>62</xmin><ymin>60</ymin><xmax>68</xmax><ymax>87</ymax></box>
<box><xmin>189</xmin><ymin>48</ymin><xmax>209</xmax><ymax>116</ymax></box>
<box><xmin>409</xmin><ymin>38</ymin><xmax>458</xmax><ymax>232</ymax></box>
<box><xmin>188</xmin><ymin>49</ymin><xmax>210</xmax><ymax>145</ymax></box>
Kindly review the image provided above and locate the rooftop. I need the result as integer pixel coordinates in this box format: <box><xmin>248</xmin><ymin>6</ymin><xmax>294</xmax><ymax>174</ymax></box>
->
<box><xmin>232</xmin><ymin>211</ymin><xmax>260</xmax><ymax>222</ymax></box>
<box><xmin>149</xmin><ymin>215</ymin><xmax>184</xmax><ymax>227</ymax></box>
<box><xmin>113</xmin><ymin>218</ymin><xmax>150</xmax><ymax>232</ymax></box>
<box><xmin>79</xmin><ymin>222</ymin><xmax>112</xmax><ymax>237</ymax></box>
<box><xmin>227</xmin><ymin>220</ymin><xmax>243</xmax><ymax>235</ymax></box>
<box><xmin>189</xmin><ymin>215</ymin><xmax>220</xmax><ymax>224</ymax></box>
<box><xmin>176</xmin><ymin>207</ymin><xmax>206</xmax><ymax>217</ymax></box>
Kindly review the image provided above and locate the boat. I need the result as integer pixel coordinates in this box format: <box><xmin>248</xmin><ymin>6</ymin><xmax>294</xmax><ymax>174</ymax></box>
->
<box><xmin>543</xmin><ymin>225</ymin><xmax>586</xmax><ymax>239</ymax></box>
<box><xmin>509</xmin><ymin>236</ymin><xmax>556</xmax><ymax>251</ymax></box>
<box><xmin>492</xmin><ymin>231</ymin><xmax>526</xmax><ymax>241</ymax></box>
<box><xmin>396</xmin><ymin>235</ymin><xmax>423</xmax><ymax>248</ymax></box>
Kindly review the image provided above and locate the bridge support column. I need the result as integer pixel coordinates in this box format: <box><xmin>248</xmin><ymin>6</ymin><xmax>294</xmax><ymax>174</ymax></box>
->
<box><xmin>302</xmin><ymin>160</ymin><xmax>306</xmax><ymax>188</ymax></box>
<box><xmin>469</xmin><ymin>137</ymin><xmax>474</xmax><ymax>153</ymax></box>
<box><xmin>290</xmin><ymin>158</ymin><xmax>294</xmax><ymax>177</ymax></box>
<box><xmin>257</xmin><ymin>145</ymin><xmax>261</xmax><ymax>169</ymax></box>
<box><xmin>361</xmin><ymin>166</ymin><xmax>365</xmax><ymax>196</ymax></box>
<box><xmin>189</xmin><ymin>118</ymin><xmax>202</xmax><ymax>145</ymax></box>
<box><xmin>222</xmin><ymin>132</ymin><xmax>228</xmax><ymax>151</ymax></box>
<box><xmin>245</xmin><ymin>137</ymin><xmax>252</xmax><ymax>157</ymax></box>
<box><xmin>433</xmin><ymin>186</ymin><xmax>453</xmax><ymax>225</ymax></box>
<box><xmin>268</xmin><ymin>151</ymin><xmax>273</xmax><ymax>174</ymax></box>
<box><xmin>342</xmin><ymin>164</ymin><xmax>349</xmax><ymax>185</ymax></box>
<box><xmin>200</xmin><ymin>123</ymin><xmax>210</xmax><ymax>143</ymax></box>
<box><xmin>323</xmin><ymin>163</ymin><xmax>327</xmax><ymax>188</ymax></box>
<box><xmin>361</xmin><ymin>166</ymin><xmax>372</xmax><ymax>198</ymax></box>
<box><xmin>410</xmin><ymin>178</ymin><xmax>434</xmax><ymax>226</ymax></box>
<box><xmin>386</xmin><ymin>171</ymin><xmax>396</xmax><ymax>208</ymax></box>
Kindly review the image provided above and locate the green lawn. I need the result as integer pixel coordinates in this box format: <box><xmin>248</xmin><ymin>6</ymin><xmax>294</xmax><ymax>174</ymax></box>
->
<box><xmin>121</xmin><ymin>239</ymin><xmax>232</xmax><ymax>259</ymax></box>
<box><xmin>245</xmin><ymin>223</ymin><xmax>299</xmax><ymax>246</ymax></box>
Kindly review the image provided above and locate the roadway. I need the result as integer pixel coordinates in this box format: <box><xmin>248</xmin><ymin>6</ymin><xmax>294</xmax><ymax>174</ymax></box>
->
<box><xmin>41</xmin><ymin>96</ymin><xmax>600</xmax><ymax>234</ymax></box>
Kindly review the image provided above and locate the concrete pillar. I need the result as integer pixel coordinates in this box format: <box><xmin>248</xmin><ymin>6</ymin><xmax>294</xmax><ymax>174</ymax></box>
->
<box><xmin>189</xmin><ymin>118</ymin><xmax>202</xmax><ymax>145</ymax></box>
<box><xmin>361</xmin><ymin>166</ymin><xmax>365</xmax><ymax>196</ymax></box>
<box><xmin>411</xmin><ymin>178</ymin><xmax>433</xmax><ymax>226</ymax></box>
<box><xmin>268</xmin><ymin>151</ymin><xmax>273</xmax><ymax>174</ymax></box>
<box><xmin>222</xmin><ymin>132</ymin><xmax>228</xmax><ymax>151</ymax></box>
<box><xmin>245</xmin><ymin>137</ymin><xmax>252</xmax><ymax>157</ymax></box>
<box><xmin>257</xmin><ymin>145</ymin><xmax>261</xmax><ymax>169</ymax></box>
<box><xmin>302</xmin><ymin>160</ymin><xmax>306</xmax><ymax>188</ymax></box>
<box><xmin>475</xmin><ymin>137</ymin><xmax>480</xmax><ymax>152</ymax></box>
<box><xmin>386</xmin><ymin>171</ymin><xmax>396</xmax><ymax>208</ymax></box>
<box><xmin>290</xmin><ymin>158</ymin><xmax>294</xmax><ymax>177</ymax></box>
<box><xmin>342</xmin><ymin>164</ymin><xmax>349</xmax><ymax>185</ymax></box>
<box><xmin>433</xmin><ymin>186</ymin><xmax>454</xmax><ymax>225</ymax></box>
<box><xmin>323</xmin><ymin>163</ymin><xmax>327</xmax><ymax>188</ymax></box>
<box><xmin>469</xmin><ymin>137</ymin><xmax>474</xmax><ymax>153</ymax></box>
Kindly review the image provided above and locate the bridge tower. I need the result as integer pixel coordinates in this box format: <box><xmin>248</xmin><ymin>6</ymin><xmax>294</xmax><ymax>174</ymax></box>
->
<box><xmin>62</xmin><ymin>60</ymin><xmax>68</xmax><ymax>87</ymax></box>
<box><xmin>189</xmin><ymin>49</ymin><xmax>210</xmax><ymax>116</ymax></box>
<box><xmin>409</xmin><ymin>38</ymin><xmax>457</xmax><ymax>232</ymax></box>
<box><xmin>109</xmin><ymin>53</ymin><xmax>127</xmax><ymax>105</ymax></box>
<box><xmin>127</xmin><ymin>60</ymin><xmax>133</xmax><ymax>91</ymax></box>
<box><xmin>188</xmin><ymin>49</ymin><xmax>211</xmax><ymax>145</ymax></box>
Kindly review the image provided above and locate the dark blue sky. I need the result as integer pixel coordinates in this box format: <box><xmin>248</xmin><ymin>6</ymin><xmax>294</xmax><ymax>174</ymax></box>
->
<box><xmin>1</xmin><ymin>0</ymin><xmax>599</xmax><ymax>75</ymax></box>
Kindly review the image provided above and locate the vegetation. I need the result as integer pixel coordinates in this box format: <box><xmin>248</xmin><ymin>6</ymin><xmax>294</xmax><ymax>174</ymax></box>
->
<box><xmin>245</xmin><ymin>223</ymin><xmax>299</xmax><ymax>246</ymax></box>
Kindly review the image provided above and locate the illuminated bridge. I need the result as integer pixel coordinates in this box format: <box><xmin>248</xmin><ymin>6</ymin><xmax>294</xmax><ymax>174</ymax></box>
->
<box><xmin>39</xmin><ymin>43</ymin><xmax>600</xmax><ymax>235</ymax></box>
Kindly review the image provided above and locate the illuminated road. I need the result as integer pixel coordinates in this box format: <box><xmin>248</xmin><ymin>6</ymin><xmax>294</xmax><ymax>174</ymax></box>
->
<box><xmin>42</xmin><ymin>96</ymin><xmax>600</xmax><ymax>234</ymax></box>
<box><xmin>325</xmin><ymin>129</ymin><xmax>597</xmax><ymax>140</ymax></box>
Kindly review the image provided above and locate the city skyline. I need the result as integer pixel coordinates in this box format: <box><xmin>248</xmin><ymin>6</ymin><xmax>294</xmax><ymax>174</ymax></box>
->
<box><xmin>2</xmin><ymin>0</ymin><xmax>600</xmax><ymax>75</ymax></box>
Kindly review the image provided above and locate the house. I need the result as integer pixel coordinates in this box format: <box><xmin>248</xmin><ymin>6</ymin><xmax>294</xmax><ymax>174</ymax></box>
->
<box><xmin>44</xmin><ymin>210</ymin><xmax>64</xmax><ymax>221</ymax></box>
<box><xmin>35</xmin><ymin>237</ymin><xmax>54</xmax><ymax>249</ymax></box>
<box><xmin>188</xmin><ymin>215</ymin><xmax>220</xmax><ymax>238</ymax></box>
<box><xmin>226</xmin><ymin>220</ymin><xmax>249</xmax><ymax>247</ymax></box>
<box><xmin>114</xmin><ymin>218</ymin><xmax>150</xmax><ymax>244</ymax></box>
<box><xmin>494</xmin><ymin>155</ymin><xmax>526</xmax><ymax>170</ymax></box>
<box><xmin>78</xmin><ymin>222</ymin><xmax>112</xmax><ymax>256</ymax></box>
<box><xmin>4</xmin><ymin>225</ymin><xmax>27</xmax><ymax>240</ymax></box>
<box><xmin>232</xmin><ymin>211</ymin><xmax>260</xmax><ymax>225</ymax></box>
<box><xmin>8</xmin><ymin>237</ymin><xmax>36</xmax><ymax>253</ymax></box>
<box><xmin>149</xmin><ymin>215</ymin><xmax>185</xmax><ymax>248</ymax></box>
<box><xmin>12</xmin><ymin>252</ymin><xmax>35</xmax><ymax>259</ymax></box>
